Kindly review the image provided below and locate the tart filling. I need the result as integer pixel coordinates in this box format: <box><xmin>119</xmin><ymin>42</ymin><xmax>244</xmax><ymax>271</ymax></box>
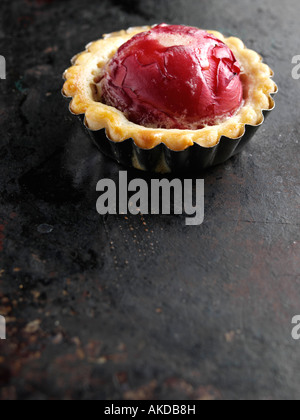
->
<box><xmin>99</xmin><ymin>24</ymin><xmax>243</xmax><ymax>130</ymax></box>
<box><xmin>63</xmin><ymin>25</ymin><xmax>277</xmax><ymax>151</ymax></box>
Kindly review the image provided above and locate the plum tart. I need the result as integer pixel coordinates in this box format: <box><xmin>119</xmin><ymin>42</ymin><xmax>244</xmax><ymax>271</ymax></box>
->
<box><xmin>63</xmin><ymin>24</ymin><xmax>277</xmax><ymax>172</ymax></box>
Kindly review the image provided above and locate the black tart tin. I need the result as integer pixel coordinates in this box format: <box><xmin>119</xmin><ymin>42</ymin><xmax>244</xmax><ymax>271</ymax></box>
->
<box><xmin>64</xmin><ymin>91</ymin><xmax>276</xmax><ymax>174</ymax></box>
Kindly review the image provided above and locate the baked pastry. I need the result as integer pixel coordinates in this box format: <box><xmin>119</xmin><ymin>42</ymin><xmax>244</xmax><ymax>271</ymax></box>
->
<box><xmin>63</xmin><ymin>24</ymin><xmax>277</xmax><ymax>172</ymax></box>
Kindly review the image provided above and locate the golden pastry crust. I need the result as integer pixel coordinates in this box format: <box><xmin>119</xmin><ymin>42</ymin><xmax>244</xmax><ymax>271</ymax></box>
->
<box><xmin>63</xmin><ymin>26</ymin><xmax>277</xmax><ymax>151</ymax></box>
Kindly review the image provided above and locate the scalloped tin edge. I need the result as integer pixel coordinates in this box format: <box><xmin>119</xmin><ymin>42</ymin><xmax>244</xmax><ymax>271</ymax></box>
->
<box><xmin>78</xmin><ymin>89</ymin><xmax>277</xmax><ymax>173</ymax></box>
<box><xmin>62</xmin><ymin>83</ymin><xmax>277</xmax><ymax>173</ymax></box>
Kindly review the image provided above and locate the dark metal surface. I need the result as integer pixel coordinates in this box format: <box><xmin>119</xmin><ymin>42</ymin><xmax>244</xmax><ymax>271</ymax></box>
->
<box><xmin>0</xmin><ymin>0</ymin><xmax>299</xmax><ymax>400</ymax></box>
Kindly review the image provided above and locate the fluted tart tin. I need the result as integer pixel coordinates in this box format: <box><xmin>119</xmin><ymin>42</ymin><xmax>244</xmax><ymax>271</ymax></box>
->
<box><xmin>79</xmin><ymin>93</ymin><xmax>276</xmax><ymax>174</ymax></box>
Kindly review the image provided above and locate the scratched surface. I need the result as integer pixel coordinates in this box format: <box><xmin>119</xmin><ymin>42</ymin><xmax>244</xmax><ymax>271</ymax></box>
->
<box><xmin>0</xmin><ymin>0</ymin><xmax>299</xmax><ymax>400</ymax></box>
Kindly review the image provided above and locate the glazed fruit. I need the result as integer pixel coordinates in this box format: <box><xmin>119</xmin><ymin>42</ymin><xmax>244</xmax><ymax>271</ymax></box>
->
<box><xmin>99</xmin><ymin>24</ymin><xmax>243</xmax><ymax>130</ymax></box>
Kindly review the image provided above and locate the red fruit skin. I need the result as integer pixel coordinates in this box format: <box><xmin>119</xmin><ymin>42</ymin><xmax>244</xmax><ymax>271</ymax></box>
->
<box><xmin>99</xmin><ymin>24</ymin><xmax>243</xmax><ymax>130</ymax></box>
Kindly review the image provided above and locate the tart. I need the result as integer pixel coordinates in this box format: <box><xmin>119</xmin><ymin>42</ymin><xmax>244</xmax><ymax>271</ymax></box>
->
<box><xmin>63</xmin><ymin>24</ymin><xmax>277</xmax><ymax>173</ymax></box>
